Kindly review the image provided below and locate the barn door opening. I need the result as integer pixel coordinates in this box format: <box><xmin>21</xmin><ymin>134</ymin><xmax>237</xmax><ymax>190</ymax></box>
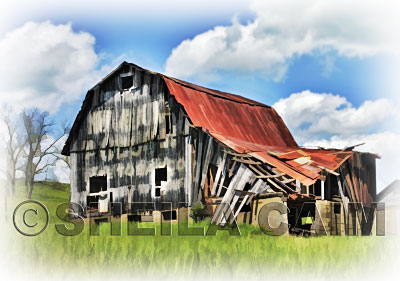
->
<box><xmin>87</xmin><ymin>176</ymin><xmax>108</xmax><ymax>215</ymax></box>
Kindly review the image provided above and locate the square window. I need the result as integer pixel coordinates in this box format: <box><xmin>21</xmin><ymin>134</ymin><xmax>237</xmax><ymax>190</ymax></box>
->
<box><xmin>155</xmin><ymin>167</ymin><xmax>167</xmax><ymax>186</ymax></box>
<box><xmin>121</xmin><ymin>75</ymin><xmax>133</xmax><ymax>89</ymax></box>
<box><xmin>89</xmin><ymin>176</ymin><xmax>107</xmax><ymax>193</ymax></box>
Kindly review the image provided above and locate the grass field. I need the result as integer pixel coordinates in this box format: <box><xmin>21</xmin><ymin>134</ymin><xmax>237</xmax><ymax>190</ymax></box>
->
<box><xmin>3</xmin><ymin>181</ymin><xmax>397</xmax><ymax>279</ymax></box>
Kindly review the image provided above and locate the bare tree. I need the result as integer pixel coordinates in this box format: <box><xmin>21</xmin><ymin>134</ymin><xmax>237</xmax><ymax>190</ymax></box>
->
<box><xmin>54</xmin><ymin>154</ymin><xmax>70</xmax><ymax>174</ymax></box>
<box><xmin>0</xmin><ymin>106</ymin><xmax>26</xmax><ymax>197</ymax></box>
<box><xmin>21</xmin><ymin>108</ymin><xmax>68</xmax><ymax>199</ymax></box>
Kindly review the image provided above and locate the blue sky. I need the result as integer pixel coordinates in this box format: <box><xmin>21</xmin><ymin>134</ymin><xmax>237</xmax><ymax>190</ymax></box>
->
<box><xmin>0</xmin><ymin>0</ymin><xmax>399</xmax><ymax>189</ymax></box>
<box><xmin>0</xmin><ymin>0</ymin><xmax>391</xmax><ymax>114</ymax></box>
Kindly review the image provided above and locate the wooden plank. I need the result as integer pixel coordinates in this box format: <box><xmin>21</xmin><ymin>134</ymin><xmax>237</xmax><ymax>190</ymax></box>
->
<box><xmin>216</xmin><ymin>164</ymin><xmax>227</xmax><ymax>197</ymax></box>
<box><xmin>232</xmin><ymin>157</ymin><xmax>262</xmax><ymax>165</ymax></box>
<box><xmin>255</xmin><ymin>173</ymin><xmax>285</xmax><ymax>179</ymax></box>
<box><xmin>337</xmin><ymin>176</ymin><xmax>349</xmax><ymax>214</ymax></box>
<box><xmin>343</xmin><ymin>167</ymin><xmax>356</xmax><ymax>203</ymax></box>
<box><xmin>281</xmin><ymin>178</ymin><xmax>295</xmax><ymax>184</ymax></box>
<box><xmin>223</xmin><ymin>168</ymin><xmax>256</xmax><ymax>222</ymax></box>
<box><xmin>199</xmin><ymin>135</ymin><xmax>213</xmax><ymax>194</ymax></box>
<box><xmin>248</xmin><ymin>164</ymin><xmax>264</xmax><ymax>176</ymax></box>
<box><xmin>212</xmin><ymin>162</ymin><xmax>243</xmax><ymax>224</ymax></box>
<box><xmin>317</xmin><ymin>165</ymin><xmax>340</xmax><ymax>176</ymax></box>
<box><xmin>222</xmin><ymin>149</ymin><xmax>249</xmax><ymax>157</ymax></box>
<box><xmin>207</xmin><ymin>168</ymin><xmax>213</xmax><ymax>197</ymax></box>
<box><xmin>228</xmin><ymin>160</ymin><xmax>237</xmax><ymax>178</ymax></box>
<box><xmin>192</xmin><ymin>130</ymin><xmax>203</xmax><ymax>203</ymax></box>
<box><xmin>267</xmin><ymin>178</ymin><xmax>288</xmax><ymax>194</ymax></box>
<box><xmin>184</xmin><ymin>135</ymin><xmax>193</xmax><ymax>205</ymax></box>
<box><xmin>211</xmin><ymin>152</ymin><xmax>227</xmax><ymax>196</ymax></box>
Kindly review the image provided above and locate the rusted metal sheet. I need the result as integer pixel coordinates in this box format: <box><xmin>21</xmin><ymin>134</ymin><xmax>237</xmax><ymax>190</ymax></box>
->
<box><xmin>250</xmin><ymin>149</ymin><xmax>353</xmax><ymax>186</ymax></box>
<box><xmin>163</xmin><ymin>76</ymin><xmax>298</xmax><ymax>149</ymax></box>
<box><xmin>249</xmin><ymin>151</ymin><xmax>315</xmax><ymax>186</ymax></box>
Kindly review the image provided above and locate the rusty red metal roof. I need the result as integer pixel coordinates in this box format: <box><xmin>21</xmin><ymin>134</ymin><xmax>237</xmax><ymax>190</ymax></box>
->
<box><xmin>163</xmin><ymin>76</ymin><xmax>298</xmax><ymax>149</ymax></box>
<box><xmin>162</xmin><ymin>75</ymin><xmax>355</xmax><ymax>186</ymax></box>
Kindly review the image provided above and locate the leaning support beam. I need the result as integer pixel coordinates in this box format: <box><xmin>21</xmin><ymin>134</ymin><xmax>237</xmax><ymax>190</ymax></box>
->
<box><xmin>231</xmin><ymin>180</ymin><xmax>267</xmax><ymax>223</ymax></box>
<box><xmin>212</xmin><ymin>164</ymin><xmax>254</xmax><ymax>225</ymax></box>
<box><xmin>223</xmin><ymin>169</ymin><xmax>256</xmax><ymax>223</ymax></box>
<box><xmin>211</xmin><ymin>152</ymin><xmax>227</xmax><ymax>196</ymax></box>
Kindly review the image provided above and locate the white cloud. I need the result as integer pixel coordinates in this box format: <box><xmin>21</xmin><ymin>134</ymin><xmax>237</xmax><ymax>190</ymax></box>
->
<box><xmin>302</xmin><ymin>132</ymin><xmax>400</xmax><ymax>192</ymax></box>
<box><xmin>165</xmin><ymin>0</ymin><xmax>400</xmax><ymax>80</ymax></box>
<box><xmin>272</xmin><ymin>90</ymin><xmax>396</xmax><ymax>141</ymax></box>
<box><xmin>0</xmin><ymin>21</ymin><xmax>112</xmax><ymax>114</ymax></box>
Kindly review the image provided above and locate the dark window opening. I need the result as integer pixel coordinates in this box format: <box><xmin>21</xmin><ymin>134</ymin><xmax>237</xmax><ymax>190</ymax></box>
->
<box><xmin>128</xmin><ymin>211</ymin><xmax>153</xmax><ymax>222</ymax></box>
<box><xmin>334</xmin><ymin>203</ymin><xmax>341</xmax><ymax>214</ymax></box>
<box><xmin>90</xmin><ymin>176</ymin><xmax>107</xmax><ymax>193</ymax></box>
<box><xmin>121</xmin><ymin>75</ymin><xmax>133</xmax><ymax>90</ymax></box>
<box><xmin>327</xmin><ymin>175</ymin><xmax>339</xmax><ymax>199</ymax></box>
<box><xmin>128</xmin><ymin>214</ymin><xmax>142</xmax><ymax>222</ymax></box>
<box><xmin>162</xmin><ymin>210</ymin><xmax>177</xmax><ymax>221</ymax></box>
<box><xmin>165</xmin><ymin>116</ymin><xmax>171</xmax><ymax>134</ymax></box>
<box><xmin>87</xmin><ymin>195</ymin><xmax>99</xmax><ymax>213</ymax></box>
<box><xmin>314</xmin><ymin>181</ymin><xmax>321</xmax><ymax>196</ymax></box>
<box><xmin>243</xmin><ymin>182</ymin><xmax>252</xmax><ymax>192</ymax></box>
<box><xmin>94</xmin><ymin>218</ymin><xmax>108</xmax><ymax>225</ymax></box>
<box><xmin>155</xmin><ymin>187</ymin><xmax>161</xmax><ymax>197</ymax></box>
<box><xmin>309</xmin><ymin>185</ymin><xmax>314</xmax><ymax>195</ymax></box>
<box><xmin>155</xmin><ymin>167</ymin><xmax>167</xmax><ymax>186</ymax></box>
<box><xmin>165</xmin><ymin>104</ymin><xmax>172</xmax><ymax>135</ymax></box>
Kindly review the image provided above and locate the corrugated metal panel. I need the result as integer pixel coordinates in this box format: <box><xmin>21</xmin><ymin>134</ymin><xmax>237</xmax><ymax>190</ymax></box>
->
<box><xmin>163</xmin><ymin>76</ymin><xmax>298</xmax><ymax>148</ymax></box>
<box><xmin>250</xmin><ymin>149</ymin><xmax>352</xmax><ymax>186</ymax></box>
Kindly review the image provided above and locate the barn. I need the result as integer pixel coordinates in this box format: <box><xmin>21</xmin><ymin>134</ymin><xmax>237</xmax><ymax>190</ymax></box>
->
<box><xmin>62</xmin><ymin>61</ymin><xmax>380</xmax><ymax>235</ymax></box>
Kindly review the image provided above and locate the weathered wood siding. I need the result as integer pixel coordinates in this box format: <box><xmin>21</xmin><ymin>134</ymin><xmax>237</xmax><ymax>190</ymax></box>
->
<box><xmin>69</xmin><ymin>65</ymin><xmax>189</xmax><ymax>213</ymax></box>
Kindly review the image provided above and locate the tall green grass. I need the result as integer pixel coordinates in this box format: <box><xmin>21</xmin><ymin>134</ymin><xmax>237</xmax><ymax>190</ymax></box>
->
<box><xmin>5</xmin><ymin>181</ymin><xmax>392</xmax><ymax>278</ymax></box>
